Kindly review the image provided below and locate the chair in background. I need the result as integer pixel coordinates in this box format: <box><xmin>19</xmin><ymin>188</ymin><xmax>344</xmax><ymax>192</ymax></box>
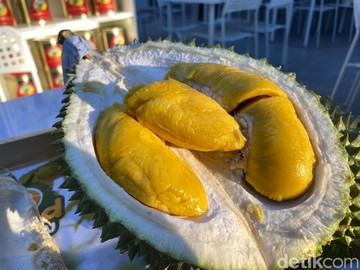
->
<box><xmin>156</xmin><ymin>0</ymin><xmax>192</xmax><ymax>38</ymax></box>
<box><xmin>220</xmin><ymin>0</ymin><xmax>263</xmax><ymax>55</ymax></box>
<box><xmin>265</xmin><ymin>0</ymin><xmax>294</xmax><ymax>68</ymax></box>
<box><xmin>294</xmin><ymin>0</ymin><xmax>339</xmax><ymax>48</ymax></box>
<box><xmin>191</xmin><ymin>0</ymin><xmax>262</xmax><ymax>57</ymax></box>
<box><xmin>156</xmin><ymin>0</ymin><xmax>202</xmax><ymax>40</ymax></box>
<box><xmin>237</xmin><ymin>0</ymin><xmax>294</xmax><ymax>68</ymax></box>
<box><xmin>0</xmin><ymin>26</ymin><xmax>43</xmax><ymax>102</ymax></box>
<box><xmin>135</xmin><ymin>0</ymin><xmax>157</xmax><ymax>41</ymax></box>
<box><xmin>336</xmin><ymin>0</ymin><xmax>354</xmax><ymax>41</ymax></box>
<box><xmin>331</xmin><ymin>0</ymin><xmax>360</xmax><ymax>110</ymax></box>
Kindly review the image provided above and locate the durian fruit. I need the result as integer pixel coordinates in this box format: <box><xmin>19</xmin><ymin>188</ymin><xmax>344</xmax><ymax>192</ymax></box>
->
<box><xmin>55</xmin><ymin>40</ymin><xmax>359</xmax><ymax>269</ymax></box>
<box><xmin>165</xmin><ymin>62</ymin><xmax>287</xmax><ymax>112</ymax></box>
<box><xmin>238</xmin><ymin>96</ymin><xmax>316</xmax><ymax>201</ymax></box>
<box><xmin>124</xmin><ymin>79</ymin><xmax>246</xmax><ymax>151</ymax></box>
<box><xmin>94</xmin><ymin>102</ymin><xmax>207</xmax><ymax>216</ymax></box>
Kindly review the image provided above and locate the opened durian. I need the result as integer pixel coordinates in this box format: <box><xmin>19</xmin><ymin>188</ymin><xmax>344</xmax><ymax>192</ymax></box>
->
<box><xmin>56</xmin><ymin>40</ymin><xmax>360</xmax><ymax>269</ymax></box>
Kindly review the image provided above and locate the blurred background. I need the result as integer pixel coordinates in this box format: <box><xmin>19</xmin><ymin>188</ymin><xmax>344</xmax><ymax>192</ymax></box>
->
<box><xmin>0</xmin><ymin>0</ymin><xmax>358</xmax><ymax>114</ymax></box>
<box><xmin>135</xmin><ymin>0</ymin><xmax>359</xmax><ymax>115</ymax></box>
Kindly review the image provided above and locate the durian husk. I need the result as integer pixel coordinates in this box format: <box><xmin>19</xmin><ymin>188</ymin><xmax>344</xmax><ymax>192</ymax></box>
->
<box><xmin>51</xmin><ymin>41</ymin><xmax>360</xmax><ymax>269</ymax></box>
<box><xmin>319</xmin><ymin>96</ymin><xmax>360</xmax><ymax>260</ymax></box>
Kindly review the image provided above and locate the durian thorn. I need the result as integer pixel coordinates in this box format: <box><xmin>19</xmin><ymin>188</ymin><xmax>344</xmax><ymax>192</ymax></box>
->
<box><xmin>92</xmin><ymin>208</ymin><xmax>108</xmax><ymax>229</ymax></box>
<box><xmin>63</xmin><ymin>88</ymin><xmax>72</xmax><ymax>95</ymax></box>
<box><xmin>101</xmin><ymin>222</ymin><xmax>122</xmax><ymax>242</ymax></box>
<box><xmin>228</xmin><ymin>45</ymin><xmax>235</xmax><ymax>52</ymax></box>
<box><xmin>56</xmin><ymin>110</ymin><xmax>67</xmax><ymax>119</ymax></box>
<box><xmin>188</xmin><ymin>38</ymin><xmax>196</xmax><ymax>47</ymax></box>
<box><xmin>61</xmin><ymin>96</ymin><xmax>70</xmax><ymax>104</ymax></box>
<box><xmin>52</xmin><ymin>120</ymin><xmax>63</xmax><ymax>129</ymax></box>
<box><xmin>77</xmin><ymin>194</ymin><xmax>94</xmax><ymax>213</ymax></box>
<box><xmin>69</xmin><ymin>190</ymin><xmax>84</xmax><ymax>202</ymax></box>
<box><xmin>59</xmin><ymin>176</ymin><xmax>80</xmax><ymax>191</ymax></box>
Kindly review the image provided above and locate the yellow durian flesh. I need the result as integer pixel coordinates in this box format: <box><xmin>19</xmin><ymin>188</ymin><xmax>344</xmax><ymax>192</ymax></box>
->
<box><xmin>124</xmin><ymin>79</ymin><xmax>246</xmax><ymax>152</ymax></box>
<box><xmin>166</xmin><ymin>62</ymin><xmax>316</xmax><ymax>202</ymax></box>
<box><xmin>239</xmin><ymin>96</ymin><xmax>316</xmax><ymax>201</ymax></box>
<box><xmin>166</xmin><ymin>62</ymin><xmax>287</xmax><ymax>112</ymax></box>
<box><xmin>94</xmin><ymin>103</ymin><xmax>208</xmax><ymax>216</ymax></box>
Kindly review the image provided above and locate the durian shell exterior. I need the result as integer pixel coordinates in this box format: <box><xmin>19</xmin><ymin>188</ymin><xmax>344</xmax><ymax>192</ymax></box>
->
<box><xmin>56</xmin><ymin>41</ymin><xmax>357</xmax><ymax>269</ymax></box>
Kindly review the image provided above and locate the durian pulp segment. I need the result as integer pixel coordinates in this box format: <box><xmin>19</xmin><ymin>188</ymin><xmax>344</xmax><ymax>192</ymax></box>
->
<box><xmin>94</xmin><ymin>103</ymin><xmax>207</xmax><ymax>217</ymax></box>
<box><xmin>166</xmin><ymin>62</ymin><xmax>287</xmax><ymax>112</ymax></box>
<box><xmin>124</xmin><ymin>79</ymin><xmax>246</xmax><ymax>152</ymax></box>
<box><xmin>238</xmin><ymin>96</ymin><xmax>316</xmax><ymax>201</ymax></box>
<box><xmin>62</xmin><ymin>41</ymin><xmax>352</xmax><ymax>270</ymax></box>
<box><xmin>166</xmin><ymin>62</ymin><xmax>316</xmax><ymax>202</ymax></box>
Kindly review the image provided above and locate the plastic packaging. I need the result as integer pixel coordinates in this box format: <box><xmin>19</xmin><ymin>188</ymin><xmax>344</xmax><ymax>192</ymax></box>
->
<box><xmin>29</xmin><ymin>0</ymin><xmax>52</xmax><ymax>23</ymax></box>
<box><xmin>0</xmin><ymin>0</ymin><xmax>15</xmax><ymax>26</ymax></box>
<box><xmin>64</xmin><ymin>0</ymin><xmax>90</xmax><ymax>17</ymax></box>
<box><xmin>93</xmin><ymin>0</ymin><xmax>116</xmax><ymax>15</ymax></box>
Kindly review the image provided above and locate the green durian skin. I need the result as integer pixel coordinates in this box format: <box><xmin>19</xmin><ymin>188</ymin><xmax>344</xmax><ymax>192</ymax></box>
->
<box><xmin>54</xmin><ymin>41</ymin><xmax>359</xmax><ymax>269</ymax></box>
<box><xmin>319</xmin><ymin>96</ymin><xmax>360</xmax><ymax>260</ymax></box>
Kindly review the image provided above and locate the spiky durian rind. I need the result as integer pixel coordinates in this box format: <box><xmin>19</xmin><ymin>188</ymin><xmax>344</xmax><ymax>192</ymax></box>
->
<box><xmin>54</xmin><ymin>40</ymin><xmax>358</xmax><ymax>269</ymax></box>
<box><xmin>319</xmin><ymin>96</ymin><xmax>360</xmax><ymax>260</ymax></box>
<box><xmin>58</xmin><ymin>174</ymin><xmax>201</xmax><ymax>270</ymax></box>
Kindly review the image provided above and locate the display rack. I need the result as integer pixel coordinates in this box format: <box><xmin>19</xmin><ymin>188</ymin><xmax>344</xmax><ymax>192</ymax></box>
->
<box><xmin>0</xmin><ymin>0</ymin><xmax>138</xmax><ymax>102</ymax></box>
<box><xmin>18</xmin><ymin>12</ymin><xmax>135</xmax><ymax>40</ymax></box>
<box><xmin>16</xmin><ymin>0</ymin><xmax>138</xmax><ymax>42</ymax></box>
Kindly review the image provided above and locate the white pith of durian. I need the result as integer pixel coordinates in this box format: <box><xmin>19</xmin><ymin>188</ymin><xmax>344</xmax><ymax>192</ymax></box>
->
<box><xmin>61</xmin><ymin>41</ymin><xmax>352</xmax><ymax>269</ymax></box>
